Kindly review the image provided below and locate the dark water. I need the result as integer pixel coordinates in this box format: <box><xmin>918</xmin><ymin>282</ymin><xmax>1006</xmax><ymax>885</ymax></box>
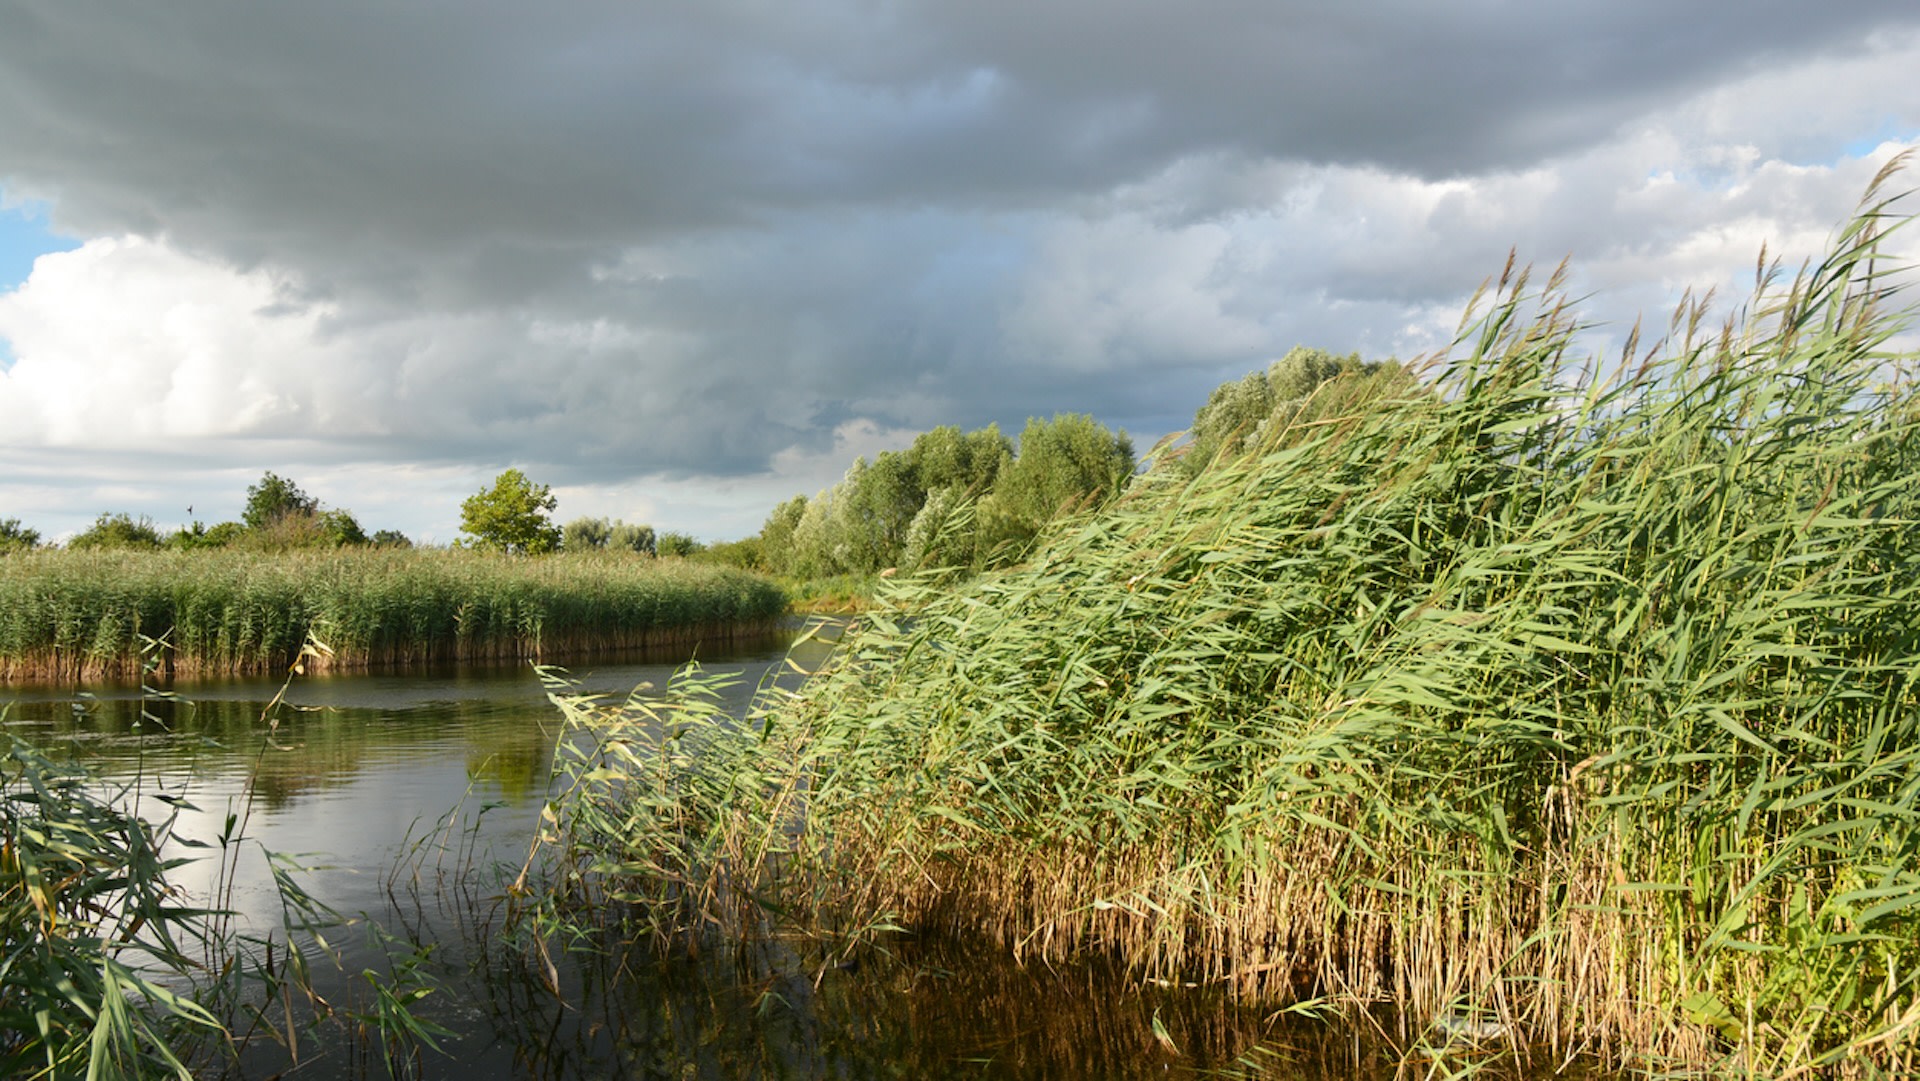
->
<box><xmin>1</xmin><ymin>630</ymin><xmax>1484</xmax><ymax>1080</ymax></box>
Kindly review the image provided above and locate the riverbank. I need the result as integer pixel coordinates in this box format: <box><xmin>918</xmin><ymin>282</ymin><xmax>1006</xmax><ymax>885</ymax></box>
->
<box><xmin>0</xmin><ymin>547</ymin><xmax>788</xmax><ymax>681</ymax></box>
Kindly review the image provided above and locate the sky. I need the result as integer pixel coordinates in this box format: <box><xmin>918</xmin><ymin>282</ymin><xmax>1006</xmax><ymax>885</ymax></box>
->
<box><xmin>3</xmin><ymin>3</ymin><xmax>1919</xmax><ymax>545</ymax></box>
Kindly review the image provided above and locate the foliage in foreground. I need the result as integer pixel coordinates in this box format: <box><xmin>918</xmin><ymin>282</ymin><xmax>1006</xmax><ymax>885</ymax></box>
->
<box><xmin>536</xmin><ymin>171</ymin><xmax>1920</xmax><ymax>1076</ymax></box>
<box><xmin>2</xmin><ymin>637</ymin><xmax>465</xmax><ymax>1079</ymax></box>
<box><xmin>0</xmin><ymin>547</ymin><xmax>787</xmax><ymax>680</ymax></box>
<box><xmin>1</xmin><ymin>738</ymin><xmax>220</xmax><ymax>1079</ymax></box>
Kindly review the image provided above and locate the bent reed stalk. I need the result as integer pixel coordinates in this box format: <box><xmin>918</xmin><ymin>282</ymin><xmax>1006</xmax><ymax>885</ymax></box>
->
<box><xmin>536</xmin><ymin>166</ymin><xmax>1920</xmax><ymax>1076</ymax></box>
<box><xmin>0</xmin><ymin>548</ymin><xmax>788</xmax><ymax>681</ymax></box>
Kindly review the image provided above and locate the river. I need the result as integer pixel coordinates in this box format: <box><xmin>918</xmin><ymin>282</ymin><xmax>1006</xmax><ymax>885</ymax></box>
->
<box><xmin>1</xmin><ymin>627</ymin><xmax>1446</xmax><ymax>1080</ymax></box>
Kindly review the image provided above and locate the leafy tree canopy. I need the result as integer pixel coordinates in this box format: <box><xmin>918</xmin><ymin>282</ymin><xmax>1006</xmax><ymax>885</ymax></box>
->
<box><xmin>608</xmin><ymin>521</ymin><xmax>656</xmax><ymax>555</ymax></box>
<box><xmin>166</xmin><ymin>521</ymin><xmax>221</xmax><ymax>551</ymax></box>
<box><xmin>0</xmin><ymin>517</ymin><xmax>40</xmax><ymax>554</ymax></box>
<box><xmin>657</xmin><ymin>531</ymin><xmax>705</xmax><ymax>558</ymax></box>
<box><xmin>69</xmin><ymin>513</ymin><xmax>164</xmax><ymax>551</ymax></box>
<box><xmin>243</xmin><ymin>471</ymin><xmax>320</xmax><ymax>530</ymax></box>
<box><xmin>977</xmin><ymin>413</ymin><xmax>1134</xmax><ymax>559</ymax></box>
<box><xmin>563</xmin><ymin>516</ymin><xmax>612</xmax><ymax>551</ymax></box>
<box><xmin>756</xmin><ymin>417</ymin><xmax>1126</xmax><ymax>579</ymax></box>
<box><xmin>460</xmin><ymin>469</ymin><xmax>561</xmax><ymax>554</ymax></box>
<box><xmin>1183</xmin><ymin>346</ymin><xmax>1416</xmax><ymax>474</ymax></box>
<box><xmin>317</xmin><ymin>509</ymin><xmax>367</xmax><ymax>547</ymax></box>
<box><xmin>563</xmin><ymin>517</ymin><xmax>659</xmax><ymax>555</ymax></box>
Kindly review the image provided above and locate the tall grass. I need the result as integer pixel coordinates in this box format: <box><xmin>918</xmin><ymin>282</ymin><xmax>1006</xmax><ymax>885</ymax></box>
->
<box><xmin>0</xmin><ymin>548</ymin><xmax>787</xmax><ymax>681</ymax></box>
<box><xmin>0</xmin><ymin>736</ymin><xmax>223</xmax><ymax>1078</ymax></box>
<box><xmin>534</xmin><ymin>164</ymin><xmax>1920</xmax><ymax>1076</ymax></box>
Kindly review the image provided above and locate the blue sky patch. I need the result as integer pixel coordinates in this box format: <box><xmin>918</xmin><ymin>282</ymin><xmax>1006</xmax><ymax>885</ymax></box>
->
<box><xmin>0</xmin><ymin>193</ymin><xmax>81</xmax><ymax>291</ymax></box>
<box><xmin>1842</xmin><ymin>124</ymin><xmax>1917</xmax><ymax>159</ymax></box>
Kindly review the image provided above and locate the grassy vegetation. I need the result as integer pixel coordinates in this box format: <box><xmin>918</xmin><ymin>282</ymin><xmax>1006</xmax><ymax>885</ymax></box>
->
<box><xmin>778</xmin><ymin>571</ymin><xmax>888</xmax><ymax>613</ymax></box>
<box><xmin>0</xmin><ymin>737</ymin><xmax>223</xmax><ymax>1078</ymax></box>
<box><xmin>533</xmin><ymin>169</ymin><xmax>1920</xmax><ymax>1075</ymax></box>
<box><xmin>0</xmin><ymin>547</ymin><xmax>787</xmax><ymax>681</ymax></box>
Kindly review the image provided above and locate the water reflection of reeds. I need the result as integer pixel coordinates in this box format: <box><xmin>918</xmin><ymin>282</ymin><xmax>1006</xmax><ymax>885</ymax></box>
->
<box><xmin>459</xmin><ymin>921</ymin><xmax>1610</xmax><ymax>1080</ymax></box>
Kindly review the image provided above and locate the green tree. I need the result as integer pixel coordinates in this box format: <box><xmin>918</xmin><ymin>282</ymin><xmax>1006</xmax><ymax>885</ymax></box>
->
<box><xmin>566</xmin><ymin>517</ymin><xmax>655</xmax><ymax>555</ymax></box>
<box><xmin>657</xmin><ymin>531</ymin><xmax>705</xmax><ymax>558</ymax></box>
<box><xmin>460</xmin><ymin>469</ymin><xmax>560</xmax><ymax>554</ymax></box>
<box><xmin>608</xmin><ymin>521</ymin><xmax>657</xmax><ymax>555</ymax></box>
<box><xmin>166</xmin><ymin>521</ymin><xmax>216</xmax><ymax>551</ymax></box>
<box><xmin>978</xmin><ymin>414</ymin><xmax>1134</xmax><ymax>560</ymax></box>
<box><xmin>1182</xmin><ymin>346</ymin><xmax>1417</xmax><ymax>474</ymax></box>
<box><xmin>0</xmin><ymin>517</ymin><xmax>40</xmax><ymax>554</ymax></box>
<box><xmin>243</xmin><ymin>471</ymin><xmax>319</xmax><ymax>529</ymax></box>
<box><xmin>68</xmin><ymin>513</ymin><xmax>164</xmax><ymax>551</ymax></box>
<box><xmin>369</xmin><ymin>529</ymin><xmax>413</xmax><ymax>548</ymax></box>
<box><xmin>907</xmin><ymin>424</ymin><xmax>1009</xmax><ymax>496</ymax></box>
<box><xmin>203</xmin><ymin>521</ymin><xmax>248</xmax><ymax>547</ymax></box>
<box><xmin>836</xmin><ymin>451</ymin><xmax>921</xmax><ymax>572</ymax></box>
<box><xmin>316</xmin><ymin>509</ymin><xmax>367</xmax><ymax>546</ymax></box>
<box><xmin>563</xmin><ymin>516</ymin><xmax>611</xmax><ymax>551</ymax></box>
<box><xmin>757</xmin><ymin>495</ymin><xmax>809</xmax><ymax>576</ymax></box>
<box><xmin>701</xmin><ymin>535</ymin><xmax>765</xmax><ymax>570</ymax></box>
<box><xmin>900</xmin><ymin>485</ymin><xmax>974</xmax><ymax>571</ymax></box>
<box><xmin>788</xmin><ymin>493</ymin><xmax>838</xmax><ymax>579</ymax></box>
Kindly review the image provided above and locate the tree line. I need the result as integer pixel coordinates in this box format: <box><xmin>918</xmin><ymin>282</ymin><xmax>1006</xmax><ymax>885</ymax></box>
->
<box><xmin>0</xmin><ymin>466</ymin><xmax>701</xmax><ymax>560</ymax></box>
<box><xmin>739</xmin><ymin>413</ymin><xmax>1135</xmax><ymax>579</ymax></box>
<box><xmin>0</xmin><ymin>346</ymin><xmax>1412</xmax><ymax>567</ymax></box>
<box><xmin>0</xmin><ymin>472</ymin><xmax>410</xmax><ymax>554</ymax></box>
<box><xmin>717</xmin><ymin>346</ymin><xmax>1412</xmax><ymax>579</ymax></box>
<box><xmin>458</xmin><ymin>467</ymin><xmax>703</xmax><ymax>557</ymax></box>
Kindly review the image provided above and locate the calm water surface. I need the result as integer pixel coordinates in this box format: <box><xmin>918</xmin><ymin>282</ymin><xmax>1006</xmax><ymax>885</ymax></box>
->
<box><xmin>2</xmin><ymin>630</ymin><xmax>1474</xmax><ymax>1080</ymax></box>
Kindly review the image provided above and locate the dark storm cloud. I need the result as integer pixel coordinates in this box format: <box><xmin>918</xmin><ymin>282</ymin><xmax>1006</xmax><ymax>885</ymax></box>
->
<box><xmin>5</xmin><ymin>1</ymin><xmax>1913</xmax><ymax>274</ymax></box>
<box><xmin>2</xmin><ymin>0</ymin><xmax>1918</xmax><ymax>541</ymax></box>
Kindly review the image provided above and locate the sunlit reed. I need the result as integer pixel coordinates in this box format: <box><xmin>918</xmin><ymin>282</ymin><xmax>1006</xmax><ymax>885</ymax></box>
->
<box><xmin>0</xmin><ymin>548</ymin><xmax>787</xmax><ymax>680</ymax></box>
<box><xmin>535</xmin><ymin>162</ymin><xmax>1920</xmax><ymax>1076</ymax></box>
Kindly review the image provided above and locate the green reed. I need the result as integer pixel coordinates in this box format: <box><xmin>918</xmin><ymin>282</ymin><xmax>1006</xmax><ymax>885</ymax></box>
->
<box><xmin>0</xmin><ymin>735</ymin><xmax>223</xmax><ymax>1079</ymax></box>
<box><xmin>0</xmin><ymin>548</ymin><xmax>788</xmax><ymax>681</ymax></box>
<box><xmin>532</xmin><ymin>163</ymin><xmax>1920</xmax><ymax>1077</ymax></box>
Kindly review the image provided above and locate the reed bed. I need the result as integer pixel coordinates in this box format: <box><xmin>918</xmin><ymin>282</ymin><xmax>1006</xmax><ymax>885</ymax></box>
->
<box><xmin>537</xmin><ymin>170</ymin><xmax>1920</xmax><ymax>1077</ymax></box>
<box><xmin>0</xmin><ymin>548</ymin><xmax>787</xmax><ymax>680</ymax></box>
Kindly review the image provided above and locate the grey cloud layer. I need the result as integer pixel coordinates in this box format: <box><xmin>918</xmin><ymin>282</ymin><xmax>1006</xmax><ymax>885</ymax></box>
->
<box><xmin>10</xmin><ymin>3</ymin><xmax>1913</xmax><ymax>247</ymax></box>
<box><xmin>2</xmin><ymin>1</ymin><xmax>1918</xmax><ymax>536</ymax></box>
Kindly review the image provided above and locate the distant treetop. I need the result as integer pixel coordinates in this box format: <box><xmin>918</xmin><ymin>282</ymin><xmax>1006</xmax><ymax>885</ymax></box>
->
<box><xmin>243</xmin><ymin>471</ymin><xmax>321</xmax><ymax>530</ymax></box>
<box><xmin>460</xmin><ymin>469</ymin><xmax>561</xmax><ymax>554</ymax></box>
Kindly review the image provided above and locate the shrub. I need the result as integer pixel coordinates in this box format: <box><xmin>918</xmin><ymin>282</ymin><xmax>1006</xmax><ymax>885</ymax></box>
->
<box><xmin>656</xmin><ymin>531</ymin><xmax>704</xmax><ymax>558</ymax></box>
<box><xmin>67</xmin><ymin>512</ymin><xmax>163</xmax><ymax>551</ymax></box>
